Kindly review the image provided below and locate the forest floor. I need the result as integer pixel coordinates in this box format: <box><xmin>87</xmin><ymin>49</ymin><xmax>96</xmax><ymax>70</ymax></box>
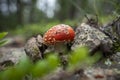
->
<box><xmin>0</xmin><ymin>34</ymin><xmax>120</xmax><ymax>80</ymax></box>
<box><xmin>0</xmin><ymin>17</ymin><xmax>120</xmax><ymax>80</ymax></box>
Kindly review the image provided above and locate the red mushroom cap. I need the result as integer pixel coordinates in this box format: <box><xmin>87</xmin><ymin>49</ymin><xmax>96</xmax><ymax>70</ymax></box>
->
<box><xmin>43</xmin><ymin>24</ymin><xmax>75</xmax><ymax>45</ymax></box>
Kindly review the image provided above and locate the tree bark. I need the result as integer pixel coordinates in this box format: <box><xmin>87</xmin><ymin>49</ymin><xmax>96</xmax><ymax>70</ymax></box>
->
<box><xmin>17</xmin><ymin>0</ymin><xmax>24</xmax><ymax>25</ymax></box>
<box><xmin>29</xmin><ymin>0</ymin><xmax>37</xmax><ymax>23</ymax></box>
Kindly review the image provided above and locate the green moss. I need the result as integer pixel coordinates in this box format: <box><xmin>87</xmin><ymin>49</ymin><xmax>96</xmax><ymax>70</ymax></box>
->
<box><xmin>0</xmin><ymin>47</ymin><xmax>101</xmax><ymax>80</ymax></box>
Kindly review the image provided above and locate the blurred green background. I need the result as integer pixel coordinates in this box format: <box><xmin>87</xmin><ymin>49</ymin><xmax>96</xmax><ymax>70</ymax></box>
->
<box><xmin>0</xmin><ymin>0</ymin><xmax>120</xmax><ymax>37</ymax></box>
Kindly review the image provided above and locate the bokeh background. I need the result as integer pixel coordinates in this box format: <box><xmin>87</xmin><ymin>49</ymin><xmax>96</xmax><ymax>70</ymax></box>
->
<box><xmin>0</xmin><ymin>1</ymin><xmax>120</xmax><ymax>80</ymax></box>
<box><xmin>0</xmin><ymin>0</ymin><xmax>120</xmax><ymax>38</ymax></box>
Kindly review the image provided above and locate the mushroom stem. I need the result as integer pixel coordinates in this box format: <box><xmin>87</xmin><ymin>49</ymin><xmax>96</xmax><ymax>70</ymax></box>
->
<box><xmin>54</xmin><ymin>42</ymin><xmax>67</xmax><ymax>53</ymax></box>
<box><xmin>54</xmin><ymin>42</ymin><xmax>68</xmax><ymax>69</ymax></box>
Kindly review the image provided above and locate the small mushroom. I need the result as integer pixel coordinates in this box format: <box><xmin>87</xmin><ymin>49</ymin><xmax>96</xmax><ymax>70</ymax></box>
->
<box><xmin>43</xmin><ymin>24</ymin><xmax>75</xmax><ymax>69</ymax></box>
<box><xmin>43</xmin><ymin>24</ymin><xmax>75</xmax><ymax>53</ymax></box>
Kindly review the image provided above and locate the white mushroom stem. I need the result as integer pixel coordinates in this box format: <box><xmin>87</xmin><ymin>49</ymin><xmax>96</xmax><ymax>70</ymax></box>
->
<box><xmin>54</xmin><ymin>42</ymin><xmax>67</xmax><ymax>54</ymax></box>
<box><xmin>54</xmin><ymin>42</ymin><xmax>68</xmax><ymax>69</ymax></box>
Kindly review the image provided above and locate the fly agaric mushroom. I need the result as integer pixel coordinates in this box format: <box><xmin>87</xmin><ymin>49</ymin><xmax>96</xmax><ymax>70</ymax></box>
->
<box><xmin>43</xmin><ymin>24</ymin><xmax>75</xmax><ymax>53</ymax></box>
